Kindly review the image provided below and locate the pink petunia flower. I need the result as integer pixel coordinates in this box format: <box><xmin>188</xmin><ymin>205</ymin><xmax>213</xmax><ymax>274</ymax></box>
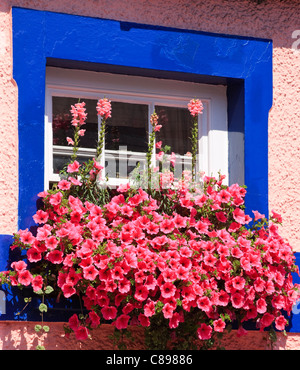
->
<box><xmin>11</xmin><ymin>260</ymin><xmax>27</xmax><ymax>272</ymax></box>
<box><xmin>231</xmin><ymin>292</ymin><xmax>245</xmax><ymax>309</ymax></box>
<box><xmin>115</xmin><ymin>314</ymin><xmax>130</xmax><ymax>330</ymax></box>
<box><xmin>27</xmin><ymin>247</ymin><xmax>42</xmax><ymax>263</ymax></box>
<box><xmin>47</xmin><ymin>250</ymin><xmax>63</xmax><ymax>264</ymax></box>
<box><xmin>74</xmin><ymin>326</ymin><xmax>89</xmax><ymax>341</ymax></box>
<box><xmin>83</xmin><ymin>265</ymin><xmax>98</xmax><ymax>281</ymax></box>
<box><xmin>134</xmin><ymin>285</ymin><xmax>149</xmax><ymax>302</ymax></box>
<box><xmin>18</xmin><ymin>270</ymin><xmax>33</xmax><ymax>286</ymax></box>
<box><xmin>162</xmin><ymin>303</ymin><xmax>174</xmax><ymax>319</ymax></box>
<box><xmin>138</xmin><ymin>313</ymin><xmax>150</xmax><ymax>327</ymax></box>
<box><xmin>144</xmin><ymin>301</ymin><xmax>156</xmax><ymax>317</ymax></box>
<box><xmin>275</xmin><ymin>315</ymin><xmax>287</xmax><ymax>331</ymax></box>
<box><xmin>213</xmin><ymin>318</ymin><xmax>226</xmax><ymax>333</ymax></box>
<box><xmin>256</xmin><ymin>297</ymin><xmax>267</xmax><ymax>314</ymax></box>
<box><xmin>215</xmin><ymin>211</ymin><xmax>227</xmax><ymax>223</ymax></box>
<box><xmin>67</xmin><ymin>160</ymin><xmax>81</xmax><ymax>173</ymax></box>
<box><xmin>197</xmin><ymin>323</ymin><xmax>212</xmax><ymax>340</ymax></box>
<box><xmin>88</xmin><ymin>311</ymin><xmax>101</xmax><ymax>328</ymax></box>
<box><xmin>58</xmin><ymin>179</ymin><xmax>71</xmax><ymax>190</ymax></box>
<box><xmin>19</xmin><ymin>230</ymin><xmax>35</xmax><ymax>245</ymax></box>
<box><xmin>259</xmin><ymin>313</ymin><xmax>274</xmax><ymax>331</ymax></box>
<box><xmin>62</xmin><ymin>283</ymin><xmax>76</xmax><ymax>298</ymax></box>
<box><xmin>232</xmin><ymin>208</ymin><xmax>246</xmax><ymax>224</ymax></box>
<box><xmin>32</xmin><ymin>275</ymin><xmax>43</xmax><ymax>292</ymax></box>
<box><xmin>68</xmin><ymin>314</ymin><xmax>79</xmax><ymax>331</ymax></box>
<box><xmin>49</xmin><ymin>192</ymin><xmax>63</xmax><ymax>206</ymax></box>
<box><xmin>101</xmin><ymin>306</ymin><xmax>117</xmax><ymax>320</ymax></box>
<box><xmin>160</xmin><ymin>282</ymin><xmax>176</xmax><ymax>299</ymax></box>
<box><xmin>197</xmin><ymin>296</ymin><xmax>211</xmax><ymax>312</ymax></box>
<box><xmin>33</xmin><ymin>210</ymin><xmax>49</xmax><ymax>224</ymax></box>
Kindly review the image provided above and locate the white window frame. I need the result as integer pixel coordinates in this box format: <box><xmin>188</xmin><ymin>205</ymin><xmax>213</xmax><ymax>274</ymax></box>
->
<box><xmin>45</xmin><ymin>67</ymin><xmax>228</xmax><ymax>188</ymax></box>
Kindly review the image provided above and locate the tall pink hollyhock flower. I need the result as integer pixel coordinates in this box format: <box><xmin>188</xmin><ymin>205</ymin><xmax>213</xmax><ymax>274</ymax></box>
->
<box><xmin>70</xmin><ymin>102</ymin><xmax>87</xmax><ymax>127</ymax></box>
<box><xmin>96</xmin><ymin>98</ymin><xmax>112</xmax><ymax>119</ymax></box>
<box><xmin>188</xmin><ymin>99</ymin><xmax>203</xmax><ymax>117</ymax></box>
<box><xmin>66</xmin><ymin>137</ymin><xmax>74</xmax><ymax>145</ymax></box>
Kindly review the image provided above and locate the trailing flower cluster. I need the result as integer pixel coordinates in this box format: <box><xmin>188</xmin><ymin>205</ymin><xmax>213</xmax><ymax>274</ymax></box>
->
<box><xmin>0</xmin><ymin>99</ymin><xmax>299</xmax><ymax>349</ymax></box>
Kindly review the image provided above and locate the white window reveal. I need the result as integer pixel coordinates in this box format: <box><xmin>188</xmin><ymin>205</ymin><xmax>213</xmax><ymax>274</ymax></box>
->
<box><xmin>45</xmin><ymin>67</ymin><xmax>228</xmax><ymax>188</ymax></box>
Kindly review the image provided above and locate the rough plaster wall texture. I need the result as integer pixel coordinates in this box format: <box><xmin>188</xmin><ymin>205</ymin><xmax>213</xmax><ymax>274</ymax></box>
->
<box><xmin>0</xmin><ymin>0</ymin><xmax>299</xmax><ymax>250</ymax></box>
<box><xmin>0</xmin><ymin>4</ymin><xmax>18</xmax><ymax>235</ymax></box>
<box><xmin>0</xmin><ymin>322</ymin><xmax>272</xmax><ymax>350</ymax></box>
<box><xmin>1</xmin><ymin>320</ymin><xmax>300</xmax><ymax>350</ymax></box>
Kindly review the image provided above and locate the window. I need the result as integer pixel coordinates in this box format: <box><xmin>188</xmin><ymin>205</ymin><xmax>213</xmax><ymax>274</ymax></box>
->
<box><xmin>45</xmin><ymin>67</ymin><xmax>228</xmax><ymax>188</ymax></box>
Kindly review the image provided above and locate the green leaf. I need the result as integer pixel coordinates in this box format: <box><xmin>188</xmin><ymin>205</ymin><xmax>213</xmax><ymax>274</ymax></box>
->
<box><xmin>43</xmin><ymin>325</ymin><xmax>50</xmax><ymax>333</ymax></box>
<box><xmin>44</xmin><ymin>286</ymin><xmax>54</xmax><ymax>295</ymax></box>
<box><xmin>39</xmin><ymin>303</ymin><xmax>48</xmax><ymax>313</ymax></box>
<box><xmin>36</xmin><ymin>345</ymin><xmax>45</xmax><ymax>350</ymax></box>
<box><xmin>34</xmin><ymin>324</ymin><xmax>42</xmax><ymax>332</ymax></box>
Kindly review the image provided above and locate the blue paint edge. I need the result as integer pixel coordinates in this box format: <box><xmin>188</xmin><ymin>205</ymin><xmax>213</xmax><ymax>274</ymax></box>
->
<box><xmin>9</xmin><ymin>7</ymin><xmax>273</xmax><ymax>322</ymax></box>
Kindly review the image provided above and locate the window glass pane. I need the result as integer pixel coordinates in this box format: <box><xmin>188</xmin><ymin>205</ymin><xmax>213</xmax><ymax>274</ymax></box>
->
<box><xmin>105</xmin><ymin>151</ymin><xmax>146</xmax><ymax>179</ymax></box>
<box><xmin>155</xmin><ymin>106</ymin><xmax>193</xmax><ymax>156</ymax></box>
<box><xmin>106</xmin><ymin>102</ymin><xmax>148</xmax><ymax>152</ymax></box>
<box><xmin>53</xmin><ymin>154</ymin><xmax>91</xmax><ymax>174</ymax></box>
<box><xmin>52</xmin><ymin>97</ymin><xmax>98</xmax><ymax>148</ymax></box>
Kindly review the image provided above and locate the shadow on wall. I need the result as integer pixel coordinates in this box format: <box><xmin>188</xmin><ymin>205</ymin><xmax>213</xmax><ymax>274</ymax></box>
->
<box><xmin>0</xmin><ymin>322</ymin><xmax>145</xmax><ymax>350</ymax></box>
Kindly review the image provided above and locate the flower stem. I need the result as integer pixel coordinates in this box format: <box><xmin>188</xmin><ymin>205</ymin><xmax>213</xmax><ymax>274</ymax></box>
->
<box><xmin>96</xmin><ymin>118</ymin><xmax>106</xmax><ymax>160</ymax></box>
<box><xmin>147</xmin><ymin>130</ymin><xmax>156</xmax><ymax>190</ymax></box>
<box><xmin>71</xmin><ymin>125</ymin><xmax>80</xmax><ymax>162</ymax></box>
<box><xmin>191</xmin><ymin>116</ymin><xmax>198</xmax><ymax>181</ymax></box>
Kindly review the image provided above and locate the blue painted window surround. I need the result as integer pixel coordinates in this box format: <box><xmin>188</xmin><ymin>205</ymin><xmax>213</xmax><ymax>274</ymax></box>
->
<box><xmin>2</xmin><ymin>7</ymin><xmax>298</xmax><ymax>331</ymax></box>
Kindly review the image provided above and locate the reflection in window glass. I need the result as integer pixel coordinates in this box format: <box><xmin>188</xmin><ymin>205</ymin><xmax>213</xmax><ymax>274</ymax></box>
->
<box><xmin>155</xmin><ymin>106</ymin><xmax>192</xmax><ymax>156</ymax></box>
<box><xmin>52</xmin><ymin>97</ymin><xmax>98</xmax><ymax>148</ymax></box>
<box><xmin>106</xmin><ymin>102</ymin><xmax>148</xmax><ymax>152</ymax></box>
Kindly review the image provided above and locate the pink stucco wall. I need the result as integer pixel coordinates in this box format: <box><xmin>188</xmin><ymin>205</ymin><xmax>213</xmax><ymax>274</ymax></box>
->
<box><xmin>0</xmin><ymin>0</ymin><xmax>299</xmax><ymax>350</ymax></box>
<box><xmin>0</xmin><ymin>321</ymin><xmax>299</xmax><ymax>350</ymax></box>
